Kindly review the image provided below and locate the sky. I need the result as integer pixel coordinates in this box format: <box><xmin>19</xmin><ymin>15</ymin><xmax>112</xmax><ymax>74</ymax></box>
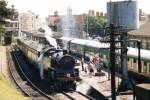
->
<box><xmin>6</xmin><ymin>0</ymin><xmax>150</xmax><ymax>17</ymax></box>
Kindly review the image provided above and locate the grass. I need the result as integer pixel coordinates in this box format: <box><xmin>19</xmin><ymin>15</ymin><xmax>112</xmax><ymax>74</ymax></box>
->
<box><xmin>0</xmin><ymin>74</ymin><xmax>29</xmax><ymax>100</ymax></box>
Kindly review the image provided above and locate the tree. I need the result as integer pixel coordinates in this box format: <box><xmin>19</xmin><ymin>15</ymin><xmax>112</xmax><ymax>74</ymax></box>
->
<box><xmin>84</xmin><ymin>16</ymin><xmax>107</xmax><ymax>37</ymax></box>
<box><xmin>0</xmin><ymin>0</ymin><xmax>14</xmax><ymax>42</ymax></box>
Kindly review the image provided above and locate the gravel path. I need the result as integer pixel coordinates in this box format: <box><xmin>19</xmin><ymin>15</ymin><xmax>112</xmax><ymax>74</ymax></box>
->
<box><xmin>0</xmin><ymin>46</ymin><xmax>9</xmax><ymax>78</ymax></box>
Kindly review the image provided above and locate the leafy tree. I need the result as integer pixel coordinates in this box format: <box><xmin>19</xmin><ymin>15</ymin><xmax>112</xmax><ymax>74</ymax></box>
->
<box><xmin>84</xmin><ymin>16</ymin><xmax>107</xmax><ymax>37</ymax></box>
<box><xmin>0</xmin><ymin>0</ymin><xmax>14</xmax><ymax>42</ymax></box>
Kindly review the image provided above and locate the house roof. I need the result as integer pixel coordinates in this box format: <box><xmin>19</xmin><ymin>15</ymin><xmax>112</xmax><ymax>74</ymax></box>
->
<box><xmin>21</xmin><ymin>30</ymin><xmax>63</xmax><ymax>39</ymax></box>
<box><xmin>128</xmin><ymin>21</ymin><xmax>150</xmax><ymax>37</ymax></box>
<box><xmin>5</xmin><ymin>19</ymin><xmax>18</xmax><ymax>23</ymax></box>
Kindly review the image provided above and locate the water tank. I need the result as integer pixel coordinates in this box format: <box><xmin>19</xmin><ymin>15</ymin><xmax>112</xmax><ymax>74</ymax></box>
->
<box><xmin>107</xmin><ymin>1</ymin><xmax>139</xmax><ymax>30</ymax></box>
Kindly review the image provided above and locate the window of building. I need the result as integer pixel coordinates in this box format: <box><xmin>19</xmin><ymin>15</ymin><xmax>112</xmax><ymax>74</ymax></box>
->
<box><xmin>142</xmin><ymin>42</ymin><xmax>147</xmax><ymax>49</ymax></box>
<box><xmin>10</xmin><ymin>23</ymin><xmax>13</xmax><ymax>27</ymax></box>
<box><xmin>134</xmin><ymin>42</ymin><xmax>137</xmax><ymax>48</ymax></box>
<box><xmin>5</xmin><ymin>23</ymin><xmax>10</xmax><ymax>27</ymax></box>
<box><xmin>147</xmin><ymin>42</ymin><xmax>149</xmax><ymax>50</ymax></box>
<box><xmin>15</xmin><ymin>23</ymin><xmax>18</xmax><ymax>27</ymax></box>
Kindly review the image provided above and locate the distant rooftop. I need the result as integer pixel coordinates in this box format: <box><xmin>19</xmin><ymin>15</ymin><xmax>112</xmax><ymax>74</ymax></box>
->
<box><xmin>21</xmin><ymin>30</ymin><xmax>63</xmax><ymax>38</ymax></box>
<box><xmin>129</xmin><ymin>20</ymin><xmax>150</xmax><ymax>37</ymax></box>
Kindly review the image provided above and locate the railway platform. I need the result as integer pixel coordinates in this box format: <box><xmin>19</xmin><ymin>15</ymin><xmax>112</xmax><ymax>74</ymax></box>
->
<box><xmin>0</xmin><ymin>46</ymin><xmax>9</xmax><ymax>78</ymax></box>
<box><xmin>75</xmin><ymin>60</ymin><xmax>134</xmax><ymax>100</ymax></box>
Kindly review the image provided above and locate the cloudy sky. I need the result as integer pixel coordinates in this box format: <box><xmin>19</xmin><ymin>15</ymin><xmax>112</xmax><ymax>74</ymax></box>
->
<box><xmin>7</xmin><ymin>0</ymin><xmax>150</xmax><ymax>17</ymax></box>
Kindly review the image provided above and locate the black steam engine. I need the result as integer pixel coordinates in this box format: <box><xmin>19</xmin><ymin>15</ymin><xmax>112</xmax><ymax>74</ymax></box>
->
<box><xmin>17</xmin><ymin>38</ymin><xmax>79</xmax><ymax>90</ymax></box>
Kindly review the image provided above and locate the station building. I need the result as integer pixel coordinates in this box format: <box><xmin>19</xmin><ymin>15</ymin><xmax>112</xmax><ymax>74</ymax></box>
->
<box><xmin>129</xmin><ymin>20</ymin><xmax>150</xmax><ymax>50</ymax></box>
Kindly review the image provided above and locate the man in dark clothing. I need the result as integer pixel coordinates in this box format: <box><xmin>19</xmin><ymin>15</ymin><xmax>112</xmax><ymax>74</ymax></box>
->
<box><xmin>81</xmin><ymin>56</ymin><xmax>84</xmax><ymax>71</ymax></box>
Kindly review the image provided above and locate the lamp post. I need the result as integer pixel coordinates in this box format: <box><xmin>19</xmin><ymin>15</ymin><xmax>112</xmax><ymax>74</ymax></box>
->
<box><xmin>86</xmin><ymin>15</ymin><xmax>88</xmax><ymax>39</ymax></box>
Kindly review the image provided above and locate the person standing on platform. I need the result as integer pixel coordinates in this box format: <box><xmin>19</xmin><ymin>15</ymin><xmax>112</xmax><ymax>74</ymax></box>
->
<box><xmin>92</xmin><ymin>54</ymin><xmax>96</xmax><ymax>65</ymax></box>
<box><xmin>104</xmin><ymin>57</ymin><xmax>110</xmax><ymax>80</ymax></box>
<box><xmin>92</xmin><ymin>55</ymin><xmax>97</xmax><ymax>70</ymax></box>
<box><xmin>81</xmin><ymin>56</ymin><xmax>84</xmax><ymax>71</ymax></box>
<box><xmin>96</xmin><ymin>56</ymin><xmax>101</xmax><ymax>73</ymax></box>
<box><xmin>88</xmin><ymin>62</ymin><xmax>94</xmax><ymax>77</ymax></box>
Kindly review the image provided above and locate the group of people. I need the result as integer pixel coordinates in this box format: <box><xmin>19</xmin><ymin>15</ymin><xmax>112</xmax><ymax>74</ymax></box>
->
<box><xmin>92</xmin><ymin>55</ymin><xmax>102</xmax><ymax>73</ymax></box>
<box><xmin>80</xmin><ymin>54</ymin><xmax>102</xmax><ymax>77</ymax></box>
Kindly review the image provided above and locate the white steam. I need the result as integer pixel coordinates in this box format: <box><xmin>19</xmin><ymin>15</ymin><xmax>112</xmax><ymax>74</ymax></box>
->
<box><xmin>57</xmin><ymin>7</ymin><xmax>82</xmax><ymax>38</ymax></box>
<box><xmin>76</xmin><ymin>82</ymin><xmax>90</xmax><ymax>94</ymax></box>
<box><xmin>43</xmin><ymin>24</ymin><xmax>57</xmax><ymax>48</ymax></box>
<box><xmin>37</xmin><ymin>53</ymin><xmax>44</xmax><ymax>79</ymax></box>
<box><xmin>37</xmin><ymin>44</ymin><xmax>43</xmax><ymax>52</ymax></box>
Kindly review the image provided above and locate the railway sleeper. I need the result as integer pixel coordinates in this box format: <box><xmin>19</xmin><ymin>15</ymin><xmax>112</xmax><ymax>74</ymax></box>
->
<box><xmin>24</xmin><ymin>90</ymin><xmax>41</xmax><ymax>97</ymax></box>
<box><xmin>18</xmin><ymin>81</ymin><xmax>27</xmax><ymax>86</ymax></box>
<box><xmin>32</xmin><ymin>97</ymin><xmax>49</xmax><ymax>100</ymax></box>
<box><xmin>30</xmin><ymin>91</ymin><xmax>42</xmax><ymax>97</ymax></box>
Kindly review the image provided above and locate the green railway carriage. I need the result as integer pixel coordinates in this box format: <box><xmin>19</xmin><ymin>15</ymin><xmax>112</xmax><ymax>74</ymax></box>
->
<box><xmin>59</xmin><ymin>37</ymin><xmax>150</xmax><ymax>82</ymax></box>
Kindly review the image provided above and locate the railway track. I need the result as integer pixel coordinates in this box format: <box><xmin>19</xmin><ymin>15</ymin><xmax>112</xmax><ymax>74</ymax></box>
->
<box><xmin>62</xmin><ymin>90</ymin><xmax>96</xmax><ymax>100</ymax></box>
<box><xmin>7</xmin><ymin>46</ymin><xmax>53</xmax><ymax>100</ymax></box>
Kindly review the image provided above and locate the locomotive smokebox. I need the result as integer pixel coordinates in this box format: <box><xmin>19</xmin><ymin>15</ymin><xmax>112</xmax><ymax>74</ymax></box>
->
<box><xmin>59</xmin><ymin>55</ymin><xmax>75</xmax><ymax>69</ymax></box>
<box><xmin>49</xmin><ymin>48</ymin><xmax>75</xmax><ymax>70</ymax></box>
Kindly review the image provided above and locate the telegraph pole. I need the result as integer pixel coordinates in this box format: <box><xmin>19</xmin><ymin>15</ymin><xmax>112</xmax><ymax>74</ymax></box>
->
<box><xmin>86</xmin><ymin>15</ymin><xmax>88</xmax><ymax>39</ymax></box>
<box><xmin>109</xmin><ymin>0</ymin><xmax>116</xmax><ymax>98</ymax></box>
<box><xmin>110</xmin><ymin>24</ymin><xmax>116</xmax><ymax>100</ymax></box>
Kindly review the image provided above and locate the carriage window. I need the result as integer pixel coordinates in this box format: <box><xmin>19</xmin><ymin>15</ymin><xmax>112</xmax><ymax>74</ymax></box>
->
<box><xmin>127</xmin><ymin>57</ymin><xmax>129</xmax><ymax>61</ymax></box>
<box><xmin>133</xmin><ymin>58</ymin><xmax>136</xmax><ymax>63</ymax></box>
<box><xmin>85</xmin><ymin>46</ymin><xmax>99</xmax><ymax>58</ymax></box>
<box><xmin>144</xmin><ymin>61</ymin><xmax>147</xmax><ymax>66</ymax></box>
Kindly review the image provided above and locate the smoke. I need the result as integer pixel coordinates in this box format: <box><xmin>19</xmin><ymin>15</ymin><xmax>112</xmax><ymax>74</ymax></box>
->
<box><xmin>57</xmin><ymin>7</ymin><xmax>83</xmax><ymax>49</ymax></box>
<box><xmin>43</xmin><ymin>22</ymin><xmax>57</xmax><ymax>48</ymax></box>
<box><xmin>37</xmin><ymin>53</ymin><xmax>44</xmax><ymax>79</ymax></box>
<box><xmin>36</xmin><ymin>34</ymin><xmax>46</xmax><ymax>79</ymax></box>
<box><xmin>57</xmin><ymin>7</ymin><xmax>83</xmax><ymax>38</ymax></box>
<box><xmin>76</xmin><ymin>82</ymin><xmax>90</xmax><ymax>94</ymax></box>
<box><xmin>37</xmin><ymin>44</ymin><xmax>43</xmax><ymax>51</ymax></box>
<box><xmin>36</xmin><ymin>18</ymin><xmax>58</xmax><ymax>79</ymax></box>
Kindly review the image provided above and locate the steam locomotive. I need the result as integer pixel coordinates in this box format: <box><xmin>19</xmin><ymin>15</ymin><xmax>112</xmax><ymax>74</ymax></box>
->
<box><xmin>17</xmin><ymin>38</ymin><xmax>79</xmax><ymax>90</ymax></box>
